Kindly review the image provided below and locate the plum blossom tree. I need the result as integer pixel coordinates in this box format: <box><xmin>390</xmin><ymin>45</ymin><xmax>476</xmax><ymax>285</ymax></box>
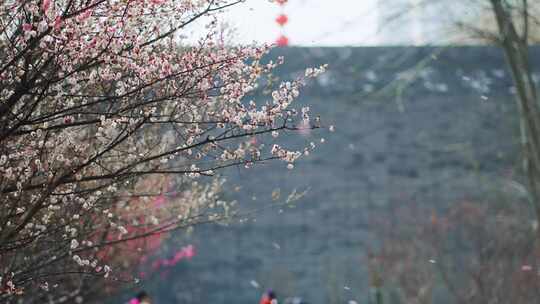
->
<box><xmin>0</xmin><ymin>0</ymin><xmax>326</xmax><ymax>302</ymax></box>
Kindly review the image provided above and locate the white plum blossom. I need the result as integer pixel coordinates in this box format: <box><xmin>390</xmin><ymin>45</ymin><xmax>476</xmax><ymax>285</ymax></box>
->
<box><xmin>0</xmin><ymin>0</ymin><xmax>326</xmax><ymax>299</ymax></box>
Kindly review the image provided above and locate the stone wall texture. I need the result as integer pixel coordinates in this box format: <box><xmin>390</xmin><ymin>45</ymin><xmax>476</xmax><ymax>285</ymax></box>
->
<box><xmin>135</xmin><ymin>46</ymin><xmax>540</xmax><ymax>304</ymax></box>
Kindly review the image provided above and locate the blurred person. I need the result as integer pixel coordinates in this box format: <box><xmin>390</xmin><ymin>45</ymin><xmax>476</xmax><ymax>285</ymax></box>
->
<box><xmin>260</xmin><ymin>289</ymin><xmax>277</xmax><ymax>304</ymax></box>
<box><xmin>129</xmin><ymin>291</ymin><xmax>152</xmax><ymax>304</ymax></box>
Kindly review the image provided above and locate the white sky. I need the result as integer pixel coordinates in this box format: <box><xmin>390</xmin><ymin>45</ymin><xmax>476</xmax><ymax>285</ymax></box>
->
<box><xmin>220</xmin><ymin>0</ymin><xmax>380</xmax><ymax>46</ymax></box>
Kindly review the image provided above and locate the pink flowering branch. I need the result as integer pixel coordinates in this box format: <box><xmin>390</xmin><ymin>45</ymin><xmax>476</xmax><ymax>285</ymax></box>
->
<box><xmin>0</xmin><ymin>0</ymin><xmax>328</xmax><ymax>301</ymax></box>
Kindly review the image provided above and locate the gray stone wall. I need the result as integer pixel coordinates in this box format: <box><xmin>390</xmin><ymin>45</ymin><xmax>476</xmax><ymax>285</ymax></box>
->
<box><xmin>134</xmin><ymin>46</ymin><xmax>538</xmax><ymax>304</ymax></box>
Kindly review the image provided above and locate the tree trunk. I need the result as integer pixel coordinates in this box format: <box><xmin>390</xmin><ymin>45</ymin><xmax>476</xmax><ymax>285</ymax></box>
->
<box><xmin>490</xmin><ymin>0</ymin><xmax>540</xmax><ymax>235</ymax></box>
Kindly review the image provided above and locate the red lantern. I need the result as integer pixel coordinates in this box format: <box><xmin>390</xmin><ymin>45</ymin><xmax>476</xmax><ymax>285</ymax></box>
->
<box><xmin>274</xmin><ymin>0</ymin><xmax>289</xmax><ymax>46</ymax></box>
<box><xmin>276</xmin><ymin>35</ymin><xmax>289</xmax><ymax>47</ymax></box>
<box><xmin>275</xmin><ymin>14</ymin><xmax>288</xmax><ymax>26</ymax></box>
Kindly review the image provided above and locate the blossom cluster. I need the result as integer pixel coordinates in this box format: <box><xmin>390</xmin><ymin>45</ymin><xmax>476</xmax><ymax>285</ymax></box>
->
<box><xmin>0</xmin><ymin>0</ymin><xmax>325</xmax><ymax>301</ymax></box>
